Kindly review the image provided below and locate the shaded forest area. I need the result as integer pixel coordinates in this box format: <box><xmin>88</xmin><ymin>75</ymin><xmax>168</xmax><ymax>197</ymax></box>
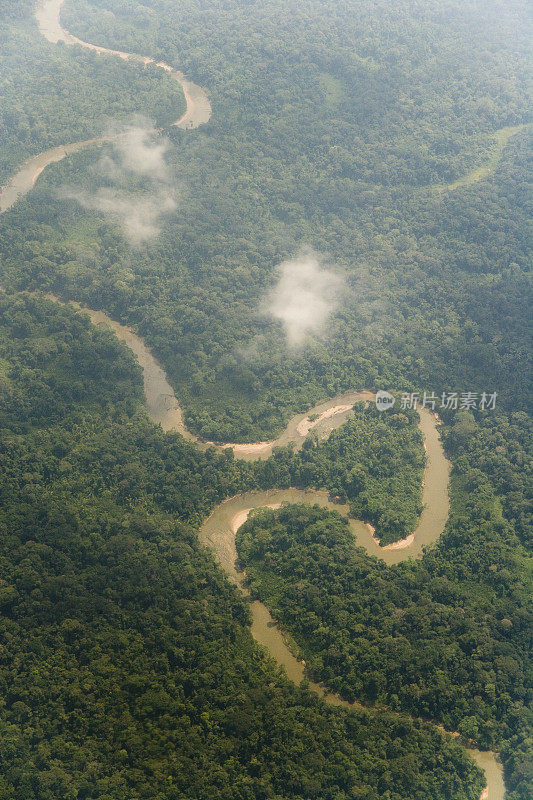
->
<box><xmin>0</xmin><ymin>292</ymin><xmax>486</xmax><ymax>800</ymax></box>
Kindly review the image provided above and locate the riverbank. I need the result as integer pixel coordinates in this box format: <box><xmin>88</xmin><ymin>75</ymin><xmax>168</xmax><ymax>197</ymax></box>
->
<box><xmin>35</xmin><ymin>0</ymin><xmax>211</xmax><ymax>130</ymax></box>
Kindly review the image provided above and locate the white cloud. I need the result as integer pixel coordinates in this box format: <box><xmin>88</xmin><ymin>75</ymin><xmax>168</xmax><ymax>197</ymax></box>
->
<box><xmin>264</xmin><ymin>250</ymin><xmax>344</xmax><ymax>347</ymax></box>
<box><xmin>61</xmin><ymin>116</ymin><xmax>177</xmax><ymax>246</ymax></box>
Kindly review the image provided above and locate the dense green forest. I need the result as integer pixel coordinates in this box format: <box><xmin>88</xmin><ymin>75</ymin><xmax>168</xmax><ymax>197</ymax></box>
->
<box><xmin>0</xmin><ymin>0</ymin><xmax>530</xmax><ymax>798</ymax></box>
<box><xmin>0</xmin><ymin>292</ymin><xmax>486</xmax><ymax>799</ymax></box>
<box><xmin>65</xmin><ymin>0</ymin><xmax>528</xmax><ymax>185</ymax></box>
<box><xmin>252</xmin><ymin>403</ymin><xmax>425</xmax><ymax>545</ymax></box>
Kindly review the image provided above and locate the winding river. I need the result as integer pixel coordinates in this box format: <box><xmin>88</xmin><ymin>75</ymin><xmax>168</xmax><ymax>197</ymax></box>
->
<box><xmin>0</xmin><ymin>0</ymin><xmax>211</xmax><ymax>214</ymax></box>
<box><xmin>57</xmin><ymin>302</ymin><xmax>502</xmax><ymax>799</ymax></box>
<box><xmin>0</xmin><ymin>1</ymin><xmax>506</xmax><ymax>795</ymax></box>
<box><xmin>437</xmin><ymin>124</ymin><xmax>530</xmax><ymax>193</ymax></box>
<box><xmin>2</xmin><ymin>290</ymin><xmax>505</xmax><ymax>796</ymax></box>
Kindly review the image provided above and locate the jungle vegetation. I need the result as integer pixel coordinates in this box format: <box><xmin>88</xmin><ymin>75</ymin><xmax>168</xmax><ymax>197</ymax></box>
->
<box><xmin>0</xmin><ymin>0</ymin><xmax>531</xmax><ymax>798</ymax></box>
<box><xmin>0</xmin><ymin>292</ymin><xmax>486</xmax><ymax>800</ymax></box>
